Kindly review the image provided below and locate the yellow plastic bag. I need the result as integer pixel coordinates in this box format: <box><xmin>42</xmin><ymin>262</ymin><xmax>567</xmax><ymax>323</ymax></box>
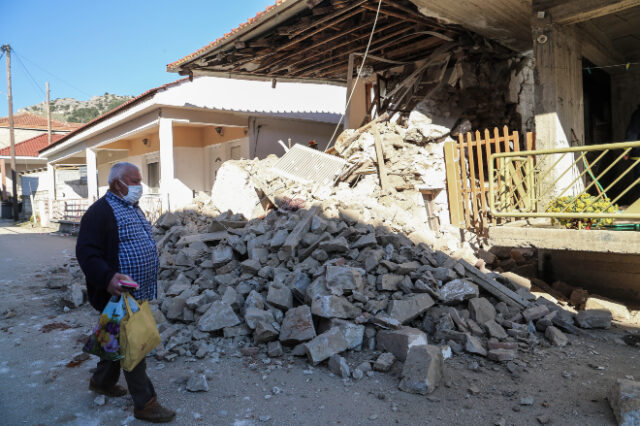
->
<box><xmin>119</xmin><ymin>293</ymin><xmax>161</xmax><ymax>372</ymax></box>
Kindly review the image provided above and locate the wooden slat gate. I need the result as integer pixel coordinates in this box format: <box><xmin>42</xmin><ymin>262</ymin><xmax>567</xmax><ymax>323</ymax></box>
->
<box><xmin>444</xmin><ymin>127</ymin><xmax>535</xmax><ymax>234</ymax></box>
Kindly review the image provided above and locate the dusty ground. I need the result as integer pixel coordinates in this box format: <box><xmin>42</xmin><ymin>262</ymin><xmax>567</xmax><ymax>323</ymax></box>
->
<box><xmin>0</xmin><ymin>220</ymin><xmax>638</xmax><ymax>425</ymax></box>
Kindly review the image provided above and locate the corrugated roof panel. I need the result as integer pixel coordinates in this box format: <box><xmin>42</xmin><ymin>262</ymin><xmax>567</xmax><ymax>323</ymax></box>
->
<box><xmin>272</xmin><ymin>144</ymin><xmax>347</xmax><ymax>186</ymax></box>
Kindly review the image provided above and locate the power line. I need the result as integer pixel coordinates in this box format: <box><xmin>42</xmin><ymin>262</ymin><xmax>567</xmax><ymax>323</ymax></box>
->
<box><xmin>12</xmin><ymin>48</ymin><xmax>92</xmax><ymax>98</ymax></box>
<box><xmin>12</xmin><ymin>49</ymin><xmax>46</xmax><ymax>98</ymax></box>
<box><xmin>325</xmin><ymin>0</ymin><xmax>383</xmax><ymax>152</ymax></box>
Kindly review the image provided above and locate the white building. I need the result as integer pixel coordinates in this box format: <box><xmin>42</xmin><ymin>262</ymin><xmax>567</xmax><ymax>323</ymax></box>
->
<box><xmin>38</xmin><ymin>76</ymin><xmax>346</xmax><ymax>221</ymax></box>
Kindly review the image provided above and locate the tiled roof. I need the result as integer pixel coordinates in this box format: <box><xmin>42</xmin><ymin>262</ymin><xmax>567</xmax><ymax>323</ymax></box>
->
<box><xmin>0</xmin><ymin>113</ymin><xmax>82</xmax><ymax>131</ymax></box>
<box><xmin>0</xmin><ymin>133</ymin><xmax>64</xmax><ymax>158</ymax></box>
<box><xmin>167</xmin><ymin>0</ymin><xmax>290</xmax><ymax>71</ymax></box>
<box><xmin>39</xmin><ymin>78</ymin><xmax>189</xmax><ymax>155</ymax></box>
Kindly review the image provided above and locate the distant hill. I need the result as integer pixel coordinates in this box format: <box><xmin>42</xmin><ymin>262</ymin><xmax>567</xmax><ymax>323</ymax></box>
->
<box><xmin>17</xmin><ymin>93</ymin><xmax>133</xmax><ymax>123</ymax></box>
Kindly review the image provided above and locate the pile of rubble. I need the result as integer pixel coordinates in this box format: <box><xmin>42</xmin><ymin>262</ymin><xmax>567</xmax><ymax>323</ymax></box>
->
<box><xmin>149</xmin><ymin>198</ymin><xmax>613</xmax><ymax>394</ymax></box>
<box><xmin>44</xmin><ymin>115</ymin><xmax>630</xmax><ymax>396</ymax></box>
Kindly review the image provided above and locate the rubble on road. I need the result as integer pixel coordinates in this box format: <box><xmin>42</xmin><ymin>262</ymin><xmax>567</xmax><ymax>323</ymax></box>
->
<box><xmin>41</xmin><ymin>115</ymin><xmax>640</xmax><ymax>397</ymax></box>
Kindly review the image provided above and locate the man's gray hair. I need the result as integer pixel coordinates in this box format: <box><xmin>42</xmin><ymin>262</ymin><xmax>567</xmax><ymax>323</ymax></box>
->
<box><xmin>108</xmin><ymin>162</ymin><xmax>139</xmax><ymax>185</ymax></box>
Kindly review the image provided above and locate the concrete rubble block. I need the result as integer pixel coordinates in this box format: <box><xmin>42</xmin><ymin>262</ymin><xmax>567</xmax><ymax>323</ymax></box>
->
<box><xmin>468</xmin><ymin>297</ymin><xmax>496</xmax><ymax>324</ymax></box>
<box><xmin>330</xmin><ymin>320</ymin><xmax>365</xmax><ymax>350</ymax></box>
<box><xmin>166</xmin><ymin>273</ymin><xmax>192</xmax><ymax>296</ymax></box>
<box><xmin>267</xmin><ymin>341</ymin><xmax>284</xmax><ymax>357</ymax></box>
<box><xmin>223</xmin><ymin>324</ymin><xmax>251</xmax><ymax>338</ymax></box>
<box><xmin>289</xmin><ymin>270</ymin><xmax>311</xmax><ymax>303</ymax></box>
<box><xmin>487</xmin><ymin>348</ymin><xmax>516</xmax><ymax>362</ymax></box>
<box><xmin>545</xmin><ymin>325</ymin><xmax>568</xmax><ymax>347</ymax></box>
<box><xmin>304</xmin><ymin>327</ymin><xmax>350</xmax><ymax>365</ymax></box>
<box><xmin>373</xmin><ymin>352</ymin><xmax>396</xmax><ymax>372</ymax></box>
<box><xmin>279</xmin><ymin>305</ymin><xmax>316</xmax><ymax>344</ymax></box>
<box><xmin>396</xmin><ymin>261</ymin><xmax>421</xmax><ymax>275</ymax></box>
<box><xmin>576</xmin><ymin>309</ymin><xmax>612</xmax><ymax>329</ymax></box>
<box><xmin>378</xmin><ymin>274</ymin><xmax>404</xmax><ymax>292</ymax></box>
<box><xmin>306</xmin><ymin>277</ymin><xmax>331</xmax><ymax>303</ymax></box>
<box><xmin>609</xmin><ymin>378</ymin><xmax>640</xmax><ymax>426</ymax></box>
<box><xmin>364</xmin><ymin>249</ymin><xmax>384</xmax><ymax>272</ymax></box>
<box><xmin>466</xmin><ymin>319</ymin><xmax>484</xmax><ymax>337</ymax></box>
<box><xmin>240</xmin><ymin>259</ymin><xmax>262</xmax><ymax>275</ymax></box>
<box><xmin>318</xmin><ymin>237</ymin><xmax>349</xmax><ymax>253</ymax></box>
<box><xmin>244</xmin><ymin>308</ymin><xmax>275</xmax><ymax>330</ymax></box>
<box><xmin>186</xmin><ymin>374</ymin><xmax>209</xmax><ymax>392</ymax></box>
<box><xmin>585</xmin><ymin>296</ymin><xmax>631</xmax><ymax>322</ymax></box>
<box><xmin>439</xmin><ymin>279</ymin><xmax>479</xmax><ymax>304</ymax></box>
<box><xmin>522</xmin><ymin>304</ymin><xmax>550</xmax><ymax>323</ymax></box>
<box><xmin>387</xmin><ymin>294</ymin><xmax>435</xmax><ymax>324</ymax></box>
<box><xmin>310</xmin><ymin>215</ymin><xmax>327</xmax><ymax>233</ymax></box>
<box><xmin>211</xmin><ymin>161</ymin><xmax>266</xmax><ymax>220</ymax></box>
<box><xmin>483</xmin><ymin>319</ymin><xmax>508</xmax><ymax>340</ymax></box>
<box><xmin>197</xmin><ymin>302</ymin><xmax>241</xmax><ymax>332</ymax></box>
<box><xmin>500</xmin><ymin>271</ymin><xmax>532</xmax><ymax>291</ymax></box>
<box><xmin>267</xmin><ymin>284</ymin><xmax>293</xmax><ymax>311</ymax></box>
<box><xmin>221</xmin><ymin>287</ymin><xmax>240</xmax><ymax>310</ymax></box>
<box><xmin>325</xmin><ymin>266</ymin><xmax>364</xmax><ymax>295</ymax></box>
<box><xmin>212</xmin><ymin>245</ymin><xmax>235</xmax><ymax>267</ymax></box>
<box><xmin>464</xmin><ymin>333</ymin><xmax>487</xmax><ymax>357</ymax></box>
<box><xmin>254</xmin><ymin>319</ymin><xmax>279</xmax><ymax>343</ymax></box>
<box><xmin>398</xmin><ymin>344</ymin><xmax>443</xmax><ymax>395</ymax></box>
<box><xmin>376</xmin><ymin>326</ymin><xmax>428</xmax><ymax>361</ymax></box>
<box><xmin>63</xmin><ymin>283</ymin><xmax>84</xmax><ymax>308</ymax></box>
<box><xmin>328</xmin><ymin>354</ymin><xmax>351</xmax><ymax>378</ymax></box>
<box><xmin>270</xmin><ymin>229</ymin><xmax>289</xmax><ymax>249</ymax></box>
<box><xmin>311</xmin><ymin>295</ymin><xmax>362</xmax><ymax>319</ymax></box>
<box><xmin>244</xmin><ymin>290</ymin><xmax>265</xmax><ymax>311</ymax></box>
<box><xmin>352</xmin><ymin>233</ymin><xmax>377</xmax><ymax>249</ymax></box>
<box><xmin>157</xmin><ymin>211</ymin><xmax>179</xmax><ymax>229</ymax></box>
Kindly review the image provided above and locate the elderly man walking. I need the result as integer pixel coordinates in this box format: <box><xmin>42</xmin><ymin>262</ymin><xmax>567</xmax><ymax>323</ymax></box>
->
<box><xmin>76</xmin><ymin>162</ymin><xmax>175</xmax><ymax>423</ymax></box>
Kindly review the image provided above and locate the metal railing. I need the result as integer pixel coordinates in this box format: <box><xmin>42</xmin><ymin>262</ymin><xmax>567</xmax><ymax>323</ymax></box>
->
<box><xmin>489</xmin><ymin>140</ymin><xmax>640</xmax><ymax>221</ymax></box>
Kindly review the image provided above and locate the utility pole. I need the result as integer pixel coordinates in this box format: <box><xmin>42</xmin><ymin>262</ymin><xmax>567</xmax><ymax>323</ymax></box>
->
<box><xmin>2</xmin><ymin>44</ymin><xmax>18</xmax><ymax>221</ymax></box>
<box><xmin>46</xmin><ymin>82</ymin><xmax>51</xmax><ymax>146</ymax></box>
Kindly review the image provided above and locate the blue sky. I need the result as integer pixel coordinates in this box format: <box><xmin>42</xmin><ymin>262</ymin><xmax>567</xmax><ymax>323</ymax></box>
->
<box><xmin>0</xmin><ymin>0</ymin><xmax>274</xmax><ymax>117</ymax></box>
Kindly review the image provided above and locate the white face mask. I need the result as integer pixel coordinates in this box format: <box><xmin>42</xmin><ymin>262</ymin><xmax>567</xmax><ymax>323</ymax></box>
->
<box><xmin>119</xmin><ymin>179</ymin><xmax>143</xmax><ymax>204</ymax></box>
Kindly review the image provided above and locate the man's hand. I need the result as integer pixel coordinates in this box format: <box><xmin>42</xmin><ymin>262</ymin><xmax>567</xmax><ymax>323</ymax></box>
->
<box><xmin>107</xmin><ymin>273</ymin><xmax>130</xmax><ymax>296</ymax></box>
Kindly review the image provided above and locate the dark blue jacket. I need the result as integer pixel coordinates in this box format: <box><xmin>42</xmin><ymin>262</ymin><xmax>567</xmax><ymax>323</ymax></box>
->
<box><xmin>76</xmin><ymin>196</ymin><xmax>119</xmax><ymax>311</ymax></box>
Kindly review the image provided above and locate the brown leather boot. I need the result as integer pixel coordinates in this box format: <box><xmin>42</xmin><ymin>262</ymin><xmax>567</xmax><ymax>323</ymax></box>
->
<box><xmin>89</xmin><ymin>379</ymin><xmax>127</xmax><ymax>397</ymax></box>
<box><xmin>134</xmin><ymin>397</ymin><xmax>176</xmax><ymax>423</ymax></box>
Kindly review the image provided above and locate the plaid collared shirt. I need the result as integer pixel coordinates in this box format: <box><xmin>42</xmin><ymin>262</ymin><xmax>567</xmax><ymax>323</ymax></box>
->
<box><xmin>106</xmin><ymin>191</ymin><xmax>159</xmax><ymax>301</ymax></box>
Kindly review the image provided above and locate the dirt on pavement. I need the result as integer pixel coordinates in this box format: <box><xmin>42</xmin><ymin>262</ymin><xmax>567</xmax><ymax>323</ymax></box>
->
<box><xmin>0</xmin><ymin>221</ymin><xmax>638</xmax><ymax>425</ymax></box>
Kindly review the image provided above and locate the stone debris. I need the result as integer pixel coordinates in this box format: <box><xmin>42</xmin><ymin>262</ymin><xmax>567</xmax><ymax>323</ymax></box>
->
<box><xmin>576</xmin><ymin>310</ymin><xmax>612</xmax><ymax>329</ymax></box>
<box><xmin>609</xmin><ymin>378</ymin><xmax>640</xmax><ymax>426</ymax></box>
<box><xmin>398</xmin><ymin>344</ymin><xmax>443</xmax><ymax>395</ymax></box>
<box><xmin>186</xmin><ymin>374</ymin><xmax>209</xmax><ymax>392</ymax></box>
<box><xmin>41</xmin><ymin>115</ymin><xmax>635</xmax><ymax>397</ymax></box>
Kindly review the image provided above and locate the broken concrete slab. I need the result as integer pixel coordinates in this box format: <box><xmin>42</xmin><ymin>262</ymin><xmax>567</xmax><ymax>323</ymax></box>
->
<box><xmin>328</xmin><ymin>354</ymin><xmax>351</xmax><ymax>378</ymax></box>
<box><xmin>545</xmin><ymin>326</ymin><xmax>568</xmax><ymax>347</ymax></box>
<box><xmin>468</xmin><ymin>297</ymin><xmax>496</xmax><ymax>324</ymax></box>
<box><xmin>311</xmin><ymin>295</ymin><xmax>361</xmax><ymax>319</ymax></box>
<box><xmin>376</xmin><ymin>326</ymin><xmax>428</xmax><ymax>361</ymax></box>
<box><xmin>304</xmin><ymin>327</ymin><xmax>349</xmax><ymax>365</ymax></box>
<box><xmin>373</xmin><ymin>352</ymin><xmax>396</xmax><ymax>372</ymax></box>
<box><xmin>197</xmin><ymin>302</ymin><xmax>241</xmax><ymax>332</ymax></box>
<box><xmin>464</xmin><ymin>333</ymin><xmax>487</xmax><ymax>357</ymax></box>
<box><xmin>279</xmin><ymin>305</ymin><xmax>316</xmax><ymax>344</ymax></box>
<box><xmin>576</xmin><ymin>309</ymin><xmax>612</xmax><ymax>329</ymax></box>
<box><xmin>398</xmin><ymin>344</ymin><xmax>443</xmax><ymax>395</ymax></box>
<box><xmin>609</xmin><ymin>378</ymin><xmax>640</xmax><ymax>426</ymax></box>
<box><xmin>267</xmin><ymin>284</ymin><xmax>293</xmax><ymax>311</ymax></box>
<box><xmin>387</xmin><ymin>293</ymin><xmax>435</xmax><ymax>324</ymax></box>
<box><xmin>522</xmin><ymin>304</ymin><xmax>550</xmax><ymax>323</ymax></box>
<box><xmin>585</xmin><ymin>296</ymin><xmax>631</xmax><ymax>322</ymax></box>
<box><xmin>439</xmin><ymin>279</ymin><xmax>479</xmax><ymax>304</ymax></box>
<box><xmin>325</xmin><ymin>266</ymin><xmax>364</xmax><ymax>295</ymax></box>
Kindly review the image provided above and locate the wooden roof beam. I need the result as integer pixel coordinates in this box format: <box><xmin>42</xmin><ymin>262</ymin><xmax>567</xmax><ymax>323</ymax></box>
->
<box><xmin>538</xmin><ymin>0</ymin><xmax>640</xmax><ymax>25</ymax></box>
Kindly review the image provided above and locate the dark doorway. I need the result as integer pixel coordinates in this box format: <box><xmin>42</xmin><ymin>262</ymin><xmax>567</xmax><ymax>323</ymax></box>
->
<box><xmin>583</xmin><ymin>60</ymin><xmax>612</xmax><ymax>146</ymax></box>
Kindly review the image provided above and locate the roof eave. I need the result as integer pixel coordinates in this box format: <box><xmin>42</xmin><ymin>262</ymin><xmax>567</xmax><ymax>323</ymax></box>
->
<box><xmin>168</xmin><ymin>0</ymin><xmax>308</xmax><ymax>74</ymax></box>
<box><xmin>190</xmin><ymin>69</ymin><xmax>346</xmax><ymax>86</ymax></box>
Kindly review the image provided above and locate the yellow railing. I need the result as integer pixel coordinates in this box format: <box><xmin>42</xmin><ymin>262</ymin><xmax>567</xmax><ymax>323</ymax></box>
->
<box><xmin>489</xmin><ymin>140</ymin><xmax>640</xmax><ymax>220</ymax></box>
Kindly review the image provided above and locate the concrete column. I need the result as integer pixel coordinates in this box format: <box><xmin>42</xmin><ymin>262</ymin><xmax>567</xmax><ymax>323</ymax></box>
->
<box><xmin>86</xmin><ymin>148</ymin><xmax>98</xmax><ymax>202</ymax></box>
<box><xmin>532</xmin><ymin>18</ymin><xmax>585</xmax><ymax>208</ymax></box>
<box><xmin>0</xmin><ymin>159</ymin><xmax>6</xmax><ymax>200</ymax></box>
<box><xmin>46</xmin><ymin>163</ymin><xmax>55</xmax><ymax>220</ymax></box>
<box><xmin>159</xmin><ymin>117</ymin><xmax>174</xmax><ymax>212</ymax></box>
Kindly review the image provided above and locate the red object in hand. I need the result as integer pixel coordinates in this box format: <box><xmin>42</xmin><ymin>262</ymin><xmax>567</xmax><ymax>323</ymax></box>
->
<box><xmin>118</xmin><ymin>277</ymin><xmax>139</xmax><ymax>290</ymax></box>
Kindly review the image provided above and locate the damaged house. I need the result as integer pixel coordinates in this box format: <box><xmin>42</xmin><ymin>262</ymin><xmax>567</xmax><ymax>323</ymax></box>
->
<box><xmin>167</xmin><ymin>0</ymin><xmax>640</xmax><ymax>299</ymax></box>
